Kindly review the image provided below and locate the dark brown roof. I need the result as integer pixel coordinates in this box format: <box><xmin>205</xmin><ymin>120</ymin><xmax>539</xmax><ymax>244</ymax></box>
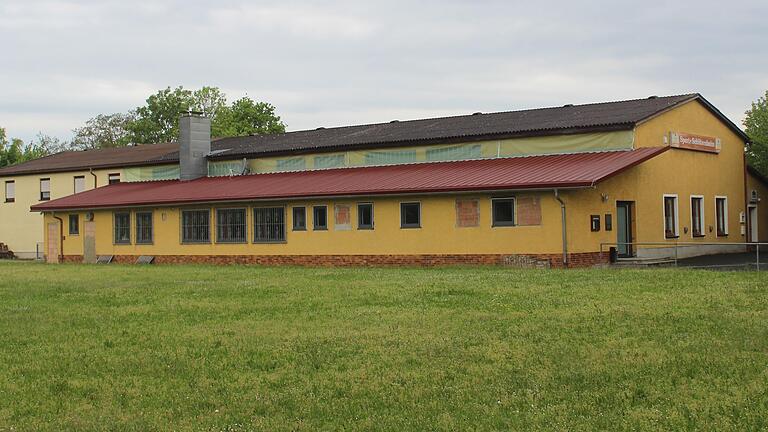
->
<box><xmin>2</xmin><ymin>93</ymin><xmax>748</xmax><ymax>176</ymax></box>
<box><xmin>207</xmin><ymin>93</ymin><xmax>743</xmax><ymax>160</ymax></box>
<box><xmin>0</xmin><ymin>142</ymin><xmax>179</xmax><ymax>176</ymax></box>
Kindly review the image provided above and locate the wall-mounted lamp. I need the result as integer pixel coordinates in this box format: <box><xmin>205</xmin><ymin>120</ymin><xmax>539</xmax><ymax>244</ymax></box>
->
<box><xmin>600</xmin><ymin>193</ymin><xmax>609</xmax><ymax>203</ymax></box>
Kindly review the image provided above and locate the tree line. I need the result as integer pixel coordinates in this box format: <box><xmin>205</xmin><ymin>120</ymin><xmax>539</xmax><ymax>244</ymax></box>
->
<box><xmin>0</xmin><ymin>86</ymin><xmax>286</xmax><ymax>168</ymax></box>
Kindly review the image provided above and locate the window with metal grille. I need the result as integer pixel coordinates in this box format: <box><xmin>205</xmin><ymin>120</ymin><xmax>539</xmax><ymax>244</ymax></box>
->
<box><xmin>400</xmin><ymin>202</ymin><xmax>421</xmax><ymax>228</ymax></box>
<box><xmin>4</xmin><ymin>181</ymin><xmax>14</xmax><ymax>203</ymax></box>
<box><xmin>40</xmin><ymin>178</ymin><xmax>51</xmax><ymax>201</ymax></box>
<box><xmin>293</xmin><ymin>207</ymin><xmax>306</xmax><ymax>231</ymax></box>
<box><xmin>108</xmin><ymin>173</ymin><xmax>121</xmax><ymax>184</ymax></box>
<box><xmin>716</xmin><ymin>197</ymin><xmax>728</xmax><ymax>236</ymax></box>
<box><xmin>181</xmin><ymin>210</ymin><xmax>210</xmax><ymax>243</ymax></box>
<box><xmin>313</xmin><ymin>206</ymin><xmax>327</xmax><ymax>230</ymax></box>
<box><xmin>492</xmin><ymin>198</ymin><xmax>515</xmax><ymax>227</ymax></box>
<box><xmin>691</xmin><ymin>196</ymin><xmax>704</xmax><ymax>237</ymax></box>
<box><xmin>663</xmin><ymin>195</ymin><xmax>678</xmax><ymax>238</ymax></box>
<box><xmin>254</xmin><ymin>207</ymin><xmax>285</xmax><ymax>242</ymax></box>
<box><xmin>69</xmin><ymin>214</ymin><xmax>79</xmax><ymax>235</ymax></box>
<box><xmin>74</xmin><ymin>176</ymin><xmax>85</xmax><ymax>194</ymax></box>
<box><xmin>216</xmin><ymin>208</ymin><xmax>247</xmax><ymax>243</ymax></box>
<box><xmin>114</xmin><ymin>212</ymin><xmax>131</xmax><ymax>244</ymax></box>
<box><xmin>136</xmin><ymin>212</ymin><xmax>153</xmax><ymax>244</ymax></box>
<box><xmin>358</xmin><ymin>203</ymin><xmax>373</xmax><ymax>229</ymax></box>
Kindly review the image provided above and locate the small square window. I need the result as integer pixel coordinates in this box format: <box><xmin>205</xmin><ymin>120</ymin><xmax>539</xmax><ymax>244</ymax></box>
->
<box><xmin>108</xmin><ymin>173</ymin><xmax>121</xmax><ymax>185</ymax></box>
<box><xmin>293</xmin><ymin>207</ymin><xmax>306</xmax><ymax>231</ymax></box>
<box><xmin>313</xmin><ymin>206</ymin><xmax>328</xmax><ymax>230</ymax></box>
<box><xmin>400</xmin><ymin>202</ymin><xmax>421</xmax><ymax>228</ymax></box>
<box><xmin>590</xmin><ymin>215</ymin><xmax>601</xmax><ymax>232</ymax></box>
<box><xmin>358</xmin><ymin>203</ymin><xmax>374</xmax><ymax>229</ymax></box>
<box><xmin>492</xmin><ymin>198</ymin><xmax>515</xmax><ymax>227</ymax></box>
<box><xmin>69</xmin><ymin>214</ymin><xmax>79</xmax><ymax>236</ymax></box>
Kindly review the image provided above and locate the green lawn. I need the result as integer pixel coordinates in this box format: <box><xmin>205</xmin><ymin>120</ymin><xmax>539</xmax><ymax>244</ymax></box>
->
<box><xmin>0</xmin><ymin>262</ymin><xmax>767</xmax><ymax>431</ymax></box>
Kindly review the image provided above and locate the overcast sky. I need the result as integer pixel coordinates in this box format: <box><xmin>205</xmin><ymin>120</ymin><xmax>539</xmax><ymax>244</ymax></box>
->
<box><xmin>1</xmin><ymin>0</ymin><xmax>766</xmax><ymax>143</ymax></box>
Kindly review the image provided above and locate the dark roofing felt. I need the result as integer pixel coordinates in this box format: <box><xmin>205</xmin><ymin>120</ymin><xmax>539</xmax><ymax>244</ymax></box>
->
<box><xmin>31</xmin><ymin>147</ymin><xmax>668</xmax><ymax>211</ymax></box>
<box><xmin>2</xmin><ymin>93</ymin><xmax>746</xmax><ymax>177</ymax></box>
<box><xmin>0</xmin><ymin>142</ymin><xmax>180</xmax><ymax>176</ymax></box>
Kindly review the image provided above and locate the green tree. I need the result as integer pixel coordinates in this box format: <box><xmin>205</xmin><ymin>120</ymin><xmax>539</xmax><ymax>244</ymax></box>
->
<box><xmin>212</xmin><ymin>97</ymin><xmax>286</xmax><ymax>137</ymax></box>
<box><xmin>72</xmin><ymin>113</ymin><xmax>134</xmax><ymax>149</ymax></box>
<box><xmin>193</xmin><ymin>86</ymin><xmax>228</xmax><ymax>120</ymax></box>
<box><xmin>0</xmin><ymin>128</ymin><xmax>27</xmax><ymax>168</ymax></box>
<box><xmin>744</xmin><ymin>90</ymin><xmax>768</xmax><ymax>176</ymax></box>
<box><xmin>126</xmin><ymin>86</ymin><xmax>196</xmax><ymax>144</ymax></box>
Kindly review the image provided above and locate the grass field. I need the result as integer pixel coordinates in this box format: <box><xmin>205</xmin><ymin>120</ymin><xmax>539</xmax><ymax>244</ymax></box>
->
<box><xmin>0</xmin><ymin>262</ymin><xmax>767</xmax><ymax>431</ymax></box>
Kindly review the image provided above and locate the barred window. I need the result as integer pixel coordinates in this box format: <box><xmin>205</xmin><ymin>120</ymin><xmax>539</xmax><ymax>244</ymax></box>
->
<box><xmin>182</xmin><ymin>210</ymin><xmax>210</xmax><ymax>243</ymax></box>
<box><xmin>492</xmin><ymin>198</ymin><xmax>516</xmax><ymax>227</ymax></box>
<box><xmin>136</xmin><ymin>212</ymin><xmax>153</xmax><ymax>244</ymax></box>
<box><xmin>217</xmin><ymin>208</ymin><xmax>247</xmax><ymax>243</ymax></box>
<box><xmin>114</xmin><ymin>212</ymin><xmax>131</xmax><ymax>244</ymax></box>
<box><xmin>254</xmin><ymin>207</ymin><xmax>285</xmax><ymax>242</ymax></box>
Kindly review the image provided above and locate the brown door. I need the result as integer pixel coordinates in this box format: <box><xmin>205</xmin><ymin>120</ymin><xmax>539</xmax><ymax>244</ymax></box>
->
<box><xmin>83</xmin><ymin>221</ymin><xmax>96</xmax><ymax>264</ymax></box>
<box><xmin>46</xmin><ymin>222</ymin><xmax>59</xmax><ymax>264</ymax></box>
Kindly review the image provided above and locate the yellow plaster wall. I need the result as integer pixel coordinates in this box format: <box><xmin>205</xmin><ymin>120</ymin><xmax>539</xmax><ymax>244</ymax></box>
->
<box><xmin>0</xmin><ymin>169</ymin><xmax>122</xmax><ymax>256</ymax></box>
<box><xmin>747</xmin><ymin>173</ymin><xmax>768</xmax><ymax>242</ymax></box>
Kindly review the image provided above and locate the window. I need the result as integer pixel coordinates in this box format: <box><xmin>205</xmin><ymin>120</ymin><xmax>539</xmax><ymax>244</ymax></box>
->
<box><xmin>114</xmin><ymin>212</ymin><xmax>131</xmax><ymax>244</ymax></box>
<box><xmin>276</xmin><ymin>157</ymin><xmax>306</xmax><ymax>171</ymax></box>
<box><xmin>314</xmin><ymin>154</ymin><xmax>345</xmax><ymax>169</ymax></box>
<box><xmin>4</xmin><ymin>181</ymin><xmax>14</xmax><ymax>203</ymax></box>
<box><xmin>69</xmin><ymin>214</ymin><xmax>79</xmax><ymax>236</ymax></box>
<box><xmin>40</xmin><ymin>178</ymin><xmax>51</xmax><ymax>201</ymax></box>
<box><xmin>313</xmin><ymin>206</ymin><xmax>328</xmax><ymax>230</ymax></box>
<box><xmin>605</xmin><ymin>214</ymin><xmax>613</xmax><ymax>231</ymax></box>
<box><xmin>292</xmin><ymin>207</ymin><xmax>306</xmax><ymax>231</ymax></box>
<box><xmin>691</xmin><ymin>196</ymin><xmax>705</xmax><ymax>237</ymax></box>
<box><xmin>590</xmin><ymin>215</ymin><xmax>601</xmax><ymax>232</ymax></box>
<box><xmin>216</xmin><ymin>208</ymin><xmax>247</xmax><ymax>243</ymax></box>
<box><xmin>716</xmin><ymin>197</ymin><xmax>728</xmax><ymax>236</ymax></box>
<box><xmin>663</xmin><ymin>195</ymin><xmax>679</xmax><ymax>238</ymax></box>
<box><xmin>136</xmin><ymin>212</ymin><xmax>153</xmax><ymax>244</ymax></box>
<box><xmin>426</xmin><ymin>144</ymin><xmax>482</xmax><ymax>162</ymax></box>
<box><xmin>400</xmin><ymin>202</ymin><xmax>421</xmax><ymax>228</ymax></box>
<box><xmin>181</xmin><ymin>210</ymin><xmax>210</xmax><ymax>243</ymax></box>
<box><xmin>364</xmin><ymin>150</ymin><xmax>417</xmax><ymax>166</ymax></box>
<box><xmin>358</xmin><ymin>203</ymin><xmax>374</xmax><ymax>229</ymax></box>
<box><xmin>74</xmin><ymin>176</ymin><xmax>85</xmax><ymax>194</ymax></box>
<box><xmin>254</xmin><ymin>207</ymin><xmax>285</xmax><ymax>242</ymax></box>
<box><xmin>492</xmin><ymin>198</ymin><xmax>515</xmax><ymax>227</ymax></box>
<box><xmin>108</xmin><ymin>173</ymin><xmax>121</xmax><ymax>185</ymax></box>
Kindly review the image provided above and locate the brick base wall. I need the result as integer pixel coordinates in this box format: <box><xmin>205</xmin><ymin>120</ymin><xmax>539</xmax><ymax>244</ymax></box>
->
<box><xmin>61</xmin><ymin>252</ymin><xmax>608</xmax><ymax>268</ymax></box>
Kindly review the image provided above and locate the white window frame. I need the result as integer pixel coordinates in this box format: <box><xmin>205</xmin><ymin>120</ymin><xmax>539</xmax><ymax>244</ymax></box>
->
<box><xmin>662</xmin><ymin>194</ymin><xmax>679</xmax><ymax>239</ymax></box>
<box><xmin>491</xmin><ymin>197</ymin><xmax>517</xmax><ymax>227</ymax></box>
<box><xmin>74</xmin><ymin>176</ymin><xmax>86</xmax><ymax>194</ymax></box>
<box><xmin>4</xmin><ymin>180</ymin><xmax>14</xmax><ymax>203</ymax></box>
<box><xmin>108</xmin><ymin>173</ymin><xmax>121</xmax><ymax>185</ymax></box>
<box><xmin>40</xmin><ymin>178</ymin><xmax>51</xmax><ymax>201</ymax></box>
<box><xmin>715</xmin><ymin>196</ymin><xmax>728</xmax><ymax>236</ymax></box>
<box><xmin>690</xmin><ymin>195</ymin><xmax>705</xmax><ymax>238</ymax></box>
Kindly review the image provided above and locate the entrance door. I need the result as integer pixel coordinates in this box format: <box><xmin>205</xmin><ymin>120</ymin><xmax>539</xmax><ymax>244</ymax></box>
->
<box><xmin>83</xmin><ymin>221</ymin><xmax>96</xmax><ymax>264</ymax></box>
<box><xmin>749</xmin><ymin>206</ymin><xmax>758</xmax><ymax>242</ymax></box>
<box><xmin>46</xmin><ymin>222</ymin><xmax>59</xmax><ymax>264</ymax></box>
<box><xmin>616</xmin><ymin>201</ymin><xmax>634</xmax><ymax>257</ymax></box>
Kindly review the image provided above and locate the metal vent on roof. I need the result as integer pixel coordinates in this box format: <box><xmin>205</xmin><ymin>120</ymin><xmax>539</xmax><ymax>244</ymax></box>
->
<box><xmin>472</xmin><ymin>112</ymin><xmax>483</xmax><ymax>115</ymax></box>
<box><xmin>563</xmin><ymin>104</ymin><xmax>574</xmax><ymax>107</ymax></box>
<box><xmin>648</xmin><ymin>95</ymin><xmax>658</xmax><ymax>99</ymax></box>
<box><xmin>390</xmin><ymin>120</ymin><xmax>399</xmax><ymax>123</ymax></box>
<box><xmin>136</xmin><ymin>256</ymin><xmax>155</xmax><ymax>264</ymax></box>
<box><xmin>96</xmin><ymin>255</ymin><xmax>113</xmax><ymax>264</ymax></box>
<box><xmin>315</xmin><ymin>127</ymin><xmax>326</xmax><ymax>130</ymax></box>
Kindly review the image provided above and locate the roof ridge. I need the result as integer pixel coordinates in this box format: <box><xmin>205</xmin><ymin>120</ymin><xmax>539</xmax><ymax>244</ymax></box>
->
<box><xmin>248</xmin><ymin>93</ymin><xmax>701</xmax><ymax>137</ymax></box>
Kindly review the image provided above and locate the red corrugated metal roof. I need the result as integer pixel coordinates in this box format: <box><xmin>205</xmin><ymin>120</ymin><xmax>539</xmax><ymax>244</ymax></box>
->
<box><xmin>31</xmin><ymin>147</ymin><xmax>667</xmax><ymax>211</ymax></box>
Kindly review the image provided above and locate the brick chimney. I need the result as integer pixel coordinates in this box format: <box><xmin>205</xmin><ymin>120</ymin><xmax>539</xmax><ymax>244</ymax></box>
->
<box><xmin>179</xmin><ymin>112</ymin><xmax>211</xmax><ymax>181</ymax></box>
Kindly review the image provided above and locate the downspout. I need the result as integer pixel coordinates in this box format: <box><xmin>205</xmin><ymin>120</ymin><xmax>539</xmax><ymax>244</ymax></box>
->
<box><xmin>52</xmin><ymin>212</ymin><xmax>64</xmax><ymax>262</ymax></box>
<box><xmin>553</xmin><ymin>189</ymin><xmax>568</xmax><ymax>268</ymax></box>
<box><xmin>89</xmin><ymin>168</ymin><xmax>98</xmax><ymax>188</ymax></box>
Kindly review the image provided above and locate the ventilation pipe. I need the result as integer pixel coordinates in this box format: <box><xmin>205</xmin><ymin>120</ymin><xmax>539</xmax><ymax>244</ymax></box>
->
<box><xmin>554</xmin><ymin>189</ymin><xmax>568</xmax><ymax>267</ymax></box>
<box><xmin>179</xmin><ymin>112</ymin><xmax>211</xmax><ymax>181</ymax></box>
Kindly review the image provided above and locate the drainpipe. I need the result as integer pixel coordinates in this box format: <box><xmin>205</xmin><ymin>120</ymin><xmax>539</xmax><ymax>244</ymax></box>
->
<box><xmin>52</xmin><ymin>212</ymin><xmax>64</xmax><ymax>262</ymax></box>
<box><xmin>553</xmin><ymin>189</ymin><xmax>568</xmax><ymax>268</ymax></box>
<box><xmin>89</xmin><ymin>168</ymin><xmax>98</xmax><ymax>188</ymax></box>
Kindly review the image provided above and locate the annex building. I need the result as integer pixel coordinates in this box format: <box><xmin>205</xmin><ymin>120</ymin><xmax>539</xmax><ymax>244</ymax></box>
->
<box><xmin>1</xmin><ymin>93</ymin><xmax>765</xmax><ymax>267</ymax></box>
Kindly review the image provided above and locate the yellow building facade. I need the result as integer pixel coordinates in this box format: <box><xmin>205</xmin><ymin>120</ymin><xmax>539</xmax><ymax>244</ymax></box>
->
<box><xmin>21</xmin><ymin>94</ymin><xmax>763</xmax><ymax>267</ymax></box>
